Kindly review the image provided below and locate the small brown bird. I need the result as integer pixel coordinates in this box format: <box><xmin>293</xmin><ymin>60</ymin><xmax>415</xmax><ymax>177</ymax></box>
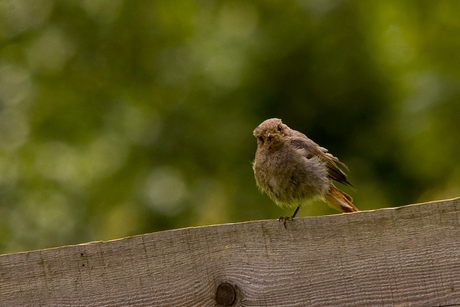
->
<box><xmin>253</xmin><ymin>118</ymin><xmax>358</xmax><ymax>221</ymax></box>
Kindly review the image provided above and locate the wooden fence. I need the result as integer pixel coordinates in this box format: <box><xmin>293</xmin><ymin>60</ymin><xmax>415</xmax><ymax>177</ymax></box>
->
<box><xmin>1</xmin><ymin>198</ymin><xmax>460</xmax><ymax>306</ymax></box>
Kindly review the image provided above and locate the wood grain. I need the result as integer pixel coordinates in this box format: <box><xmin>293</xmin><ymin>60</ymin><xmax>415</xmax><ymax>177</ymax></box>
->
<box><xmin>1</xmin><ymin>198</ymin><xmax>460</xmax><ymax>306</ymax></box>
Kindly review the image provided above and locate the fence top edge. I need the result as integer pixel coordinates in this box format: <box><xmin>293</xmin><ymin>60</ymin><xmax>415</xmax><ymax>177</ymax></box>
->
<box><xmin>2</xmin><ymin>197</ymin><xmax>459</xmax><ymax>257</ymax></box>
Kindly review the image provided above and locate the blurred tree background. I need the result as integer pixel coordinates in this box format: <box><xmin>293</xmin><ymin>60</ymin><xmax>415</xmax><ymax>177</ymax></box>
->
<box><xmin>0</xmin><ymin>0</ymin><xmax>459</xmax><ymax>254</ymax></box>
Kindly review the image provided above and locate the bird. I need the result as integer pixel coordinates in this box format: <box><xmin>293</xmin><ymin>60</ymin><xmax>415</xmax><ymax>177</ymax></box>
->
<box><xmin>252</xmin><ymin>118</ymin><xmax>358</xmax><ymax>223</ymax></box>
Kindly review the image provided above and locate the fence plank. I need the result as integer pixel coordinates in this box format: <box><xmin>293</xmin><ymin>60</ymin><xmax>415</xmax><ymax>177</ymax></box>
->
<box><xmin>1</xmin><ymin>198</ymin><xmax>460</xmax><ymax>306</ymax></box>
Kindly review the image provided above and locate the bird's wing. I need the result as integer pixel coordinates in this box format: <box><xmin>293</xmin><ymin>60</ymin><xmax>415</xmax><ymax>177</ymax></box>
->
<box><xmin>290</xmin><ymin>136</ymin><xmax>355</xmax><ymax>190</ymax></box>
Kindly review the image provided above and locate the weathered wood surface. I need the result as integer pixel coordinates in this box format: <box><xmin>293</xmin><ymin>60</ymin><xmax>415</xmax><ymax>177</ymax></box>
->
<box><xmin>2</xmin><ymin>198</ymin><xmax>460</xmax><ymax>306</ymax></box>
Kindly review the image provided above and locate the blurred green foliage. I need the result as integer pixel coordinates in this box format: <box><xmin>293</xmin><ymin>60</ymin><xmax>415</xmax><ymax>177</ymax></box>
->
<box><xmin>0</xmin><ymin>0</ymin><xmax>460</xmax><ymax>254</ymax></box>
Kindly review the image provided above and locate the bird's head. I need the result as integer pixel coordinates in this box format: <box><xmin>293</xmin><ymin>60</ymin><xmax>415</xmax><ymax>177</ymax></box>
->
<box><xmin>253</xmin><ymin>118</ymin><xmax>290</xmax><ymax>149</ymax></box>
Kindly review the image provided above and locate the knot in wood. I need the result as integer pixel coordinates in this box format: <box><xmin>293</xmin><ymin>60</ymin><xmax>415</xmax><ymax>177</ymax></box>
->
<box><xmin>216</xmin><ymin>283</ymin><xmax>236</xmax><ymax>306</ymax></box>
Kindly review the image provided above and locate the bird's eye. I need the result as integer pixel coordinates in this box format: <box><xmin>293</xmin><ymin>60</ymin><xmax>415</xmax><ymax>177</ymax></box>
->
<box><xmin>277</xmin><ymin>125</ymin><xmax>282</xmax><ymax>131</ymax></box>
<box><xmin>258</xmin><ymin>136</ymin><xmax>264</xmax><ymax>143</ymax></box>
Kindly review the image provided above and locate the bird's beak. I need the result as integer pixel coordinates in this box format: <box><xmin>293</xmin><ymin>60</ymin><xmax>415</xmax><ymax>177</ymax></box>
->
<box><xmin>267</xmin><ymin>132</ymin><xmax>280</xmax><ymax>139</ymax></box>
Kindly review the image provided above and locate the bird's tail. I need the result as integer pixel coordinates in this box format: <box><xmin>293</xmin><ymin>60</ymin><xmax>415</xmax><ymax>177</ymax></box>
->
<box><xmin>324</xmin><ymin>184</ymin><xmax>359</xmax><ymax>213</ymax></box>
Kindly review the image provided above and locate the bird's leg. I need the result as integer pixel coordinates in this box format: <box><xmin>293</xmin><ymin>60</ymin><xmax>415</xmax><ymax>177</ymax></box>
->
<box><xmin>279</xmin><ymin>205</ymin><xmax>301</xmax><ymax>229</ymax></box>
<box><xmin>291</xmin><ymin>205</ymin><xmax>300</xmax><ymax>218</ymax></box>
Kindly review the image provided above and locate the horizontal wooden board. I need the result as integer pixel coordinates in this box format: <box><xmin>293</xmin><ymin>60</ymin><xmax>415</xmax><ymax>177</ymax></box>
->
<box><xmin>1</xmin><ymin>198</ymin><xmax>460</xmax><ymax>306</ymax></box>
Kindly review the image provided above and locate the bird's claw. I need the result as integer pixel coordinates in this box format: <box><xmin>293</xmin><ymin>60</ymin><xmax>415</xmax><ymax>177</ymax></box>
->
<box><xmin>279</xmin><ymin>216</ymin><xmax>294</xmax><ymax>229</ymax></box>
